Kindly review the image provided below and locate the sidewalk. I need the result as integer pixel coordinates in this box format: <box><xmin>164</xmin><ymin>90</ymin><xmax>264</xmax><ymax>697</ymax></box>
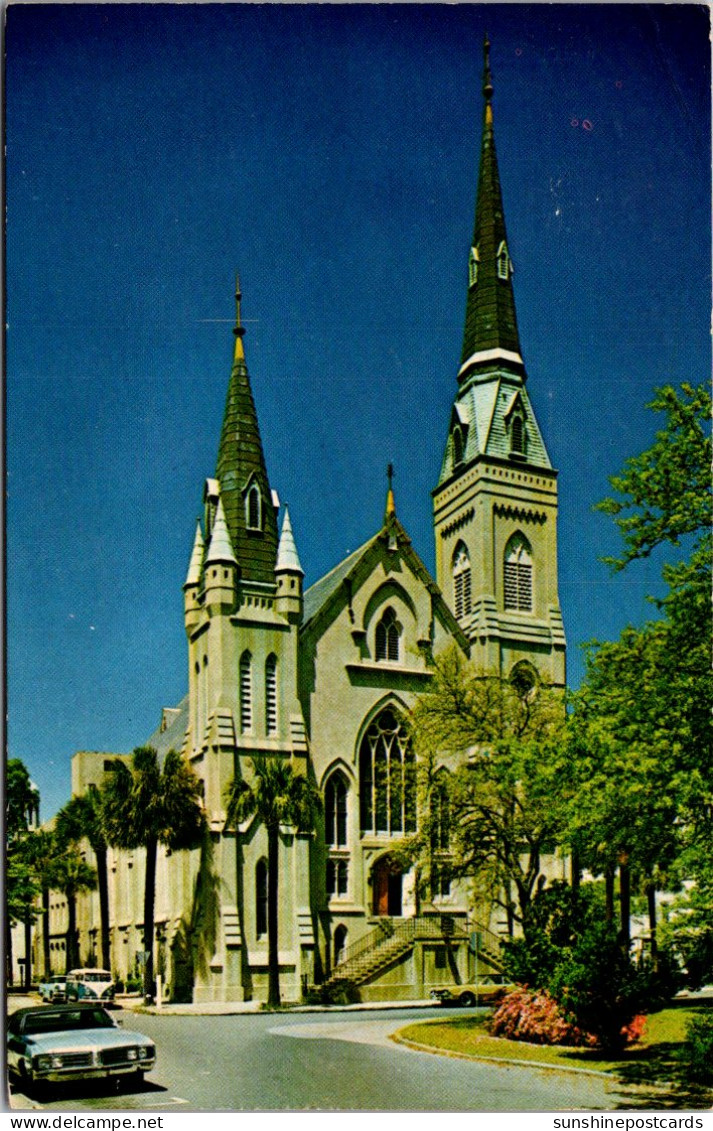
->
<box><xmin>117</xmin><ymin>994</ymin><xmax>435</xmax><ymax>1016</ymax></box>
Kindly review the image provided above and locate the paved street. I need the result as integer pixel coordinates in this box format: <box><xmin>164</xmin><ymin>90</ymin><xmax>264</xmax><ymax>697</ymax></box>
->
<box><xmin>6</xmin><ymin>998</ymin><xmax>639</xmax><ymax>1113</ymax></box>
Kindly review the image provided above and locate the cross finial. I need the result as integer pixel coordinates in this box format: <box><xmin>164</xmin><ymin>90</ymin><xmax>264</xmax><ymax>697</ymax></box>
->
<box><xmin>234</xmin><ymin>273</ymin><xmax>245</xmax><ymax>339</ymax></box>
<box><xmin>483</xmin><ymin>33</ymin><xmax>494</xmax><ymax>102</ymax></box>
<box><xmin>385</xmin><ymin>462</ymin><xmax>396</xmax><ymax>520</ymax></box>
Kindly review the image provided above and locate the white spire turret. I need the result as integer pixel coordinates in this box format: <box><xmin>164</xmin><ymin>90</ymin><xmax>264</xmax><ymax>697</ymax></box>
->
<box><xmin>275</xmin><ymin>506</ymin><xmax>303</xmax><ymax>574</ymax></box>
<box><xmin>205</xmin><ymin>497</ymin><xmax>238</xmax><ymax>566</ymax></box>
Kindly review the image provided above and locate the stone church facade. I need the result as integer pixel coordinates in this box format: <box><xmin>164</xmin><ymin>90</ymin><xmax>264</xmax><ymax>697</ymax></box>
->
<box><xmin>59</xmin><ymin>42</ymin><xmax>567</xmax><ymax>1003</ymax></box>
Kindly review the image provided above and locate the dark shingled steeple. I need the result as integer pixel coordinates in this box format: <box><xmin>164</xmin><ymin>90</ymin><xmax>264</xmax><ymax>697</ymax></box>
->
<box><xmin>459</xmin><ymin>36</ymin><xmax>523</xmax><ymax>381</ymax></box>
<box><xmin>215</xmin><ymin>278</ymin><xmax>278</xmax><ymax>584</ymax></box>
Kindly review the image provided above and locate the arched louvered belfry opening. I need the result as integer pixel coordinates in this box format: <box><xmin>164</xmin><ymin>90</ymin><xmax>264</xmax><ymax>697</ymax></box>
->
<box><xmin>452</xmin><ymin>541</ymin><xmax>472</xmax><ymax>620</ymax></box>
<box><xmin>503</xmin><ymin>532</ymin><xmax>533</xmax><ymax>612</ymax></box>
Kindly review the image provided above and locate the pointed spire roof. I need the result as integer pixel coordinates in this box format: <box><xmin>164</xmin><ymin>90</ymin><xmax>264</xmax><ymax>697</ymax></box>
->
<box><xmin>215</xmin><ymin>279</ymin><xmax>278</xmax><ymax>584</ymax></box>
<box><xmin>184</xmin><ymin>519</ymin><xmax>205</xmax><ymax>587</ymax></box>
<box><xmin>205</xmin><ymin>497</ymin><xmax>238</xmax><ymax>566</ymax></box>
<box><xmin>459</xmin><ymin>35</ymin><xmax>524</xmax><ymax>382</ymax></box>
<box><xmin>275</xmin><ymin>506</ymin><xmax>303</xmax><ymax>574</ymax></box>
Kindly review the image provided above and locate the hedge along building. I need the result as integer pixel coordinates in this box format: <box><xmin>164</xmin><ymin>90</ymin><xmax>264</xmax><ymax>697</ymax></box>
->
<box><xmin>68</xmin><ymin>39</ymin><xmax>566</xmax><ymax>1003</ymax></box>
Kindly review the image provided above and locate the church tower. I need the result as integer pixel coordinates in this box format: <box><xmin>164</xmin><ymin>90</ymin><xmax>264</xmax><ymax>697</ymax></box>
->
<box><xmin>433</xmin><ymin>38</ymin><xmax>566</xmax><ymax>687</ymax></box>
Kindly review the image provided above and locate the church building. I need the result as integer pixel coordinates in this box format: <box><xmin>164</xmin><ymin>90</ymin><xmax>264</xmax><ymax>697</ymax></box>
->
<box><xmin>66</xmin><ymin>40</ymin><xmax>566</xmax><ymax>1003</ymax></box>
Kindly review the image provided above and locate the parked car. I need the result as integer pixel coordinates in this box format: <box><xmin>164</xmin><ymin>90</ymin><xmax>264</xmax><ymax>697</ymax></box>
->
<box><xmin>430</xmin><ymin>982</ymin><xmax>508</xmax><ymax>1007</ymax></box>
<box><xmin>7</xmin><ymin>1005</ymin><xmax>156</xmax><ymax>1091</ymax></box>
<box><xmin>66</xmin><ymin>968</ymin><xmax>115</xmax><ymax>1005</ymax></box>
<box><xmin>38</xmin><ymin>974</ymin><xmax>68</xmax><ymax>1004</ymax></box>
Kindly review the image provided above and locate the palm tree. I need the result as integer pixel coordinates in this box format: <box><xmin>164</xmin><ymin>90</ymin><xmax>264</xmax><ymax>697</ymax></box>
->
<box><xmin>225</xmin><ymin>758</ymin><xmax>321</xmax><ymax>1007</ymax></box>
<box><xmin>55</xmin><ymin>786</ymin><xmax>112</xmax><ymax>972</ymax></box>
<box><xmin>102</xmin><ymin>747</ymin><xmax>206</xmax><ymax>1001</ymax></box>
<box><xmin>23</xmin><ymin>830</ymin><xmax>59</xmax><ymax>979</ymax></box>
<box><xmin>50</xmin><ymin>846</ymin><xmax>97</xmax><ymax>972</ymax></box>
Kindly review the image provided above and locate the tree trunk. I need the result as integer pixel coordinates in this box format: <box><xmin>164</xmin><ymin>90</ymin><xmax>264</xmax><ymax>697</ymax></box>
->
<box><xmin>41</xmin><ymin>885</ymin><xmax>51</xmax><ymax>978</ymax></box>
<box><xmin>143</xmin><ymin>837</ymin><xmax>158</xmax><ymax>1002</ymax></box>
<box><xmin>604</xmin><ymin>864</ymin><xmax>615</xmax><ymax>923</ymax></box>
<box><xmin>267</xmin><ymin>826</ymin><xmax>281</xmax><ymax>1007</ymax></box>
<box><xmin>7</xmin><ymin>918</ymin><xmax>14</xmax><ymax>987</ymax></box>
<box><xmin>66</xmin><ymin>893</ymin><xmax>78</xmax><ymax>972</ymax></box>
<box><xmin>23</xmin><ymin>907</ymin><xmax>33</xmax><ymax>990</ymax></box>
<box><xmin>96</xmin><ymin>848</ymin><xmax>111</xmax><ymax>973</ymax></box>
<box><xmin>235</xmin><ymin>832</ymin><xmax>253</xmax><ymax>1001</ymax></box>
<box><xmin>646</xmin><ymin>881</ymin><xmax>658</xmax><ymax>969</ymax></box>
<box><xmin>618</xmin><ymin>856</ymin><xmax>631</xmax><ymax>950</ymax></box>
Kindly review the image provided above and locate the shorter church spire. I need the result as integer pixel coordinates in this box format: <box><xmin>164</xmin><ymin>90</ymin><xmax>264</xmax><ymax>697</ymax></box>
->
<box><xmin>384</xmin><ymin>462</ymin><xmax>396</xmax><ymax>522</ymax></box>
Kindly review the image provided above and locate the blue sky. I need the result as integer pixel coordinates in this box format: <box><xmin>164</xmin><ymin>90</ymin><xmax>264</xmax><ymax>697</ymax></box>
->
<box><xmin>6</xmin><ymin>4</ymin><xmax>711</xmax><ymax>820</ymax></box>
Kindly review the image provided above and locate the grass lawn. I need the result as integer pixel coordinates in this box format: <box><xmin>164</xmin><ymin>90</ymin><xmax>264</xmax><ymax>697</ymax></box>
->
<box><xmin>394</xmin><ymin>1005</ymin><xmax>713</xmax><ymax>1105</ymax></box>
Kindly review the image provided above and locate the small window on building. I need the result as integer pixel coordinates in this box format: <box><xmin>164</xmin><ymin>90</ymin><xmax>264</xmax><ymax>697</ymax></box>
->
<box><xmin>452</xmin><ymin>426</ymin><xmax>464</xmax><ymax>467</ymax></box>
<box><xmin>510</xmin><ymin>414</ymin><xmax>525</xmax><ymax>456</ymax></box>
<box><xmin>432</xmin><ymin>863</ymin><xmax>452</xmax><ymax>899</ymax></box>
<box><xmin>504</xmin><ymin>533</ymin><xmax>533</xmax><ymax>613</ymax></box>
<box><xmin>326</xmin><ymin>859</ymin><xmax>348</xmax><ymax>897</ymax></box>
<box><xmin>255</xmin><ymin>859</ymin><xmax>267</xmax><ymax>938</ymax></box>
<box><xmin>468</xmin><ymin>247</ymin><xmax>479</xmax><ymax>287</ymax></box>
<box><xmin>325</xmin><ymin>773</ymin><xmax>348</xmax><ymax>847</ymax></box>
<box><xmin>246</xmin><ymin>484</ymin><xmax>262</xmax><ymax>530</ymax></box>
<box><xmin>265</xmin><ymin>655</ymin><xmax>278</xmax><ymax>736</ymax></box>
<box><xmin>452</xmin><ymin>543</ymin><xmax>472</xmax><ymax>620</ymax></box>
<box><xmin>239</xmin><ymin>650</ymin><xmax>253</xmax><ymax>733</ymax></box>
<box><xmin>497</xmin><ymin>241</ymin><xmax>510</xmax><ymax>280</ymax></box>
<box><xmin>375</xmin><ymin>607</ymin><xmax>400</xmax><ymax>662</ymax></box>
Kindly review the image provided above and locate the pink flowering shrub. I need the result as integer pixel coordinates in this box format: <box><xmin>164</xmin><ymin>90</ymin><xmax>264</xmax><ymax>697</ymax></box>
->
<box><xmin>487</xmin><ymin>987</ymin><xmax>597</xmax><ymax>1047</ymax></box>
<box><xmin>488</xmin><ymin>988</ymin><xmax>647</xmax><ymax>1049</ymax></box>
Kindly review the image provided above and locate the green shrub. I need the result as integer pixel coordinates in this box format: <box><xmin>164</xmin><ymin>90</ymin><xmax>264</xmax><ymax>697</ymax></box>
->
<box><xmin>680</xmin><ymin>1012</ymin><xmax>713</xmax><ymax>1085</ymax></box>
<box><xmin>303</xmin><ymin>979</ymin><xmax>360</xmax><ymax>1006</ymax></box>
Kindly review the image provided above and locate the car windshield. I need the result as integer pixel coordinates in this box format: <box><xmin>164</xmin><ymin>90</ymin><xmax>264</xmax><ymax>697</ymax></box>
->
<box><xmin>77</xmin><ymin>973</ymin><xmax>111</xmax><ymax>983</ymax></box>
<box><xmin>22</xmin><ymin>1009</ymin><xmax>116</xmax><ymax>1035</ymax></box>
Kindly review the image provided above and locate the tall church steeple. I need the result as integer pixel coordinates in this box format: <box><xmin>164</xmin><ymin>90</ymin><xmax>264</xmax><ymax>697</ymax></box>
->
<box><xmin>215</xmin><ymin>278</ymin><xmax>278</xmax><ymax>585</ymax></box>
<box><xmin>460</xmin><ymin>36</ymin><xmax>523</xmax><ymax>381</ymax></box>
<box><xmin>432</xmin><ymin>39</ymin><xmax>566</xmax><ymax>689</ymax></box>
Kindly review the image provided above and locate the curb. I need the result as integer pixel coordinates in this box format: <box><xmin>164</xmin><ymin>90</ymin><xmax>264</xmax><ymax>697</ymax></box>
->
<box><xmin>389</xmin><ymin>1031</ymin><xmax>613</xmax><ymax>1077</ymax></box>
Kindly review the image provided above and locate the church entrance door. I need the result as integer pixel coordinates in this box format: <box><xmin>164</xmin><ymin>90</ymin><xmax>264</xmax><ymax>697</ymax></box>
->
<box><xmin>372</xmin><ymin>855</ymin><xmax>403</xmax><ymax>917</ymax></box>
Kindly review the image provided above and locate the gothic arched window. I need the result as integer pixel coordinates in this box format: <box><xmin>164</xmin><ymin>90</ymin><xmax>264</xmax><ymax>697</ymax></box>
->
<box><xmin>255</xmin><ymin>859</ymin><xmax>267</xmax><ymax>938</ymax></box>
<box><xmin>239</xmin><ymin>650</ymin><xmax>253</xmax><ymax>733</ymax></box>
<box><xmin>265</xmin><ymin>654</ymin><xmax>278</xmax><ymax>736</ymax></box>
<box><xmin>246</xmin><ymin>484</ymin><xmax>262</xmax><ymax>530</ymax></box>
<box><xmin>504</xmin><ymin>533</ymin><xmax>533</xmax><ymax>613</ymax></box>
<box><xmin>452</xmin><ymin>543</ymin><xmax>472</xmax><ymax>620</ymax></box>
<box><xmin>468</xmin><ymin>247</ymin><xmax>479</xmax><ymax>287</ymax></box>
<box><xmin>510</xmin><ymin>414</ymin><xmax>525</xmax><ymax>455</ymax></box>
<box><xmin>497</xmin><ymin>240</ymin><xmax>511</xmax><ymax>280</ymax></box>
<box><xmin>359</xmin><ymin>709</ymin><xmax>416</xmax><ymax>835</ymax></box>
<box><xmin>452</xmin><ymin>426</ymin><xmax>464</xmax><ymax>467</ymax></box>
<box><xmin>325</xmin><ymin>772</ymin><xmax>348</xmax><ymax>847</ymax></box>
<box><xmin>375</xmin><ymin>607</ymin><xmax>400</xmax><ymax>663</ymax></box>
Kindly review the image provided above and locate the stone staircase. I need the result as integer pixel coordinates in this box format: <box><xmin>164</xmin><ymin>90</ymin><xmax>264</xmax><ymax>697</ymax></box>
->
<box><xmin>319</xmin><ymin>915</ymin><xmax>503</xmax><ymax>993</ymax></box>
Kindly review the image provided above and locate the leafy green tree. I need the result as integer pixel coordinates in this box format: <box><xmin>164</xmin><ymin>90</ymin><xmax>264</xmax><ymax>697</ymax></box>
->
<box><xmin>55</xmin><ymin>786</ymin><xmax>112</xmax><ymax>971</ymax></box>
<box><xmin>224</xmin><ymin>758</ymin><xmax>322</xmax><ymax>1007</ymax></box>
<box><xmin>101</xmin><ymin>747</ymin><xmax>206</xmax><ymax>1000</ymax></box>
<box><xmin>409</xmin><ymin>647</ymin><xmax>570</xmax><ymax>932</ymax></box>
<box><xmin>49</xmin><ymin>845</ymin><xmax>97</xmax><ymax>972</ymax></box>
<box><xmin>580</xmin><ymin>382</ymin><xmax>713</xmax><ymax>961</ymax></box>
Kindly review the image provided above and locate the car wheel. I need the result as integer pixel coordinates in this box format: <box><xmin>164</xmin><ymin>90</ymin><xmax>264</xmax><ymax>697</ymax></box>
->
<box><xmin>459</xmin><ymin>991</ymin><xmax>476</xmax><ymax>1007</ymax></box>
